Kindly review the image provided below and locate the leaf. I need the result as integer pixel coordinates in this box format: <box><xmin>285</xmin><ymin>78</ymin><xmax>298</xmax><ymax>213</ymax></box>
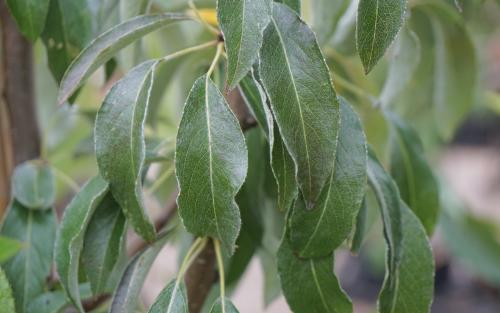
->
<box><xmin>277</xmin><ymin>232</ymin><xmax>352</xmax><ymax>313</ymax></box>
<box><xmin>289</xmin><ymin>99</ymin><xmax>367</xmax><ymax>258</ymax></box>
<box><xmin>147</xmin><ymin>280</ymin><xmax>188</xmax><ymax>313</ymax></box>
<box><xmin>12</xmin><ymin>160</ymin><xmax>55</xmax><ymax>210</ymax></box>
<box><xmin>260</xmin><ymin>3</ymin><xmax>340</xmax><ymax>207</ymax></box>
<box><xmin>6</xmin><ymin>0</ymin><xmax>50</xmax><ymax>41</ymax></box>
<box><xmin>0</xmin><ymin>201</ymin><xmax>56</xmax><ymax>313</ymax></box>
<box><xmin>208</xmin><ymin>298</ymin><xmax>240</xmax><ymax>313</ymax></box>
<box><xmin>380</xmin><ymin>26</ymin><xmax>421</xmax><ymax>105</ymax></box>
<box><xmin>356</xmin><ymin>0</ymin><xmax>407</xmax><ymax>73</ymax></box>
<box><xmin>57</xmin><ymin>13</ymin><xmax>189</xmax><ymax>104</ymax></box>
<box><xmin>0</xmin><ymin>266</ymin><xmax>15</xmax><ymax>313</ymax></box>
<box><xmin>274</xmin><ymin>0</ymin><xmax>301</xmax><ymax>14</ymax></box>
<box><xmin>110</xmin><ymin>230</ymin><xmax>172</xmax><ymax>313</ymax></box>
<box><xmin>310</xmin><ymin>0</ymin><xmax>350</xmax><ymax>46</ymax></box>
<box><xmin>0</xmin><ymin>236</ymin><xmax>23</xmax><ymax>263</ymax></box>
<box><xmin>95</xmin><ymin>60</ymin><xmax>158</xmax><ymax>242</ymax></box>
<box><xmin>55</xmin><ymin>176</ymin><xmax>109</xmax><ymax>312</ymax></box>
<box><xmin>82</xmin><ymin>193</ymin><xmax>127</xmax><ymax>295</ymax></box>
<box><xmin>387</xmin><ymin>114</ymin><xmax>440</xmax><ymax>234</ymax></box>
<box><xmin>175</xmin><ymin>75</ymin><xmax>248</xmax><ymax>254</ymax></box>
<box><xmin>218</xmin><ymin>0</ymin><xmax>271</xmax><ymax>88</ymax></box>
<box><xmin>42</xmin><ymin>0</ymin><xmax>94</xmax><ymax>83</ymax></box>
<box><xmin>26</xmin><ymin>284</ymin><xmax>92</xmax><ymax>313</ymax></box>
<box><xmin>350</xmin><ymin>198</ymin><xmax>368</xmax><ymax>254</ymax></box>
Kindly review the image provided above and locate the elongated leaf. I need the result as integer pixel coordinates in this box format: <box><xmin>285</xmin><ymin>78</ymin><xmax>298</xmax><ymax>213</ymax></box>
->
<box><xmin>26</xmin><ymin>284</ymin><xmax>92</xmax><ymax>313</ymax></box>
<box><xmin>278</xmin><ymin>232</ymin><xmax>352</xmax><ymax>313</ymax></box>
<box><xmin>42</xmin><ymin>0</ymin><xmax>93</xmax><ymax>83</ymax></box>
<box><xmin>289</xmin><ymin>99</ymin><xmax>367</xmax><ymax>258</ymax></box>
<box><xmin>0</xmin><ymin>236</ymin><xmax>23</xmax><ymax>263</ymax></box>
<box><xmin>57</xmin><ymin>13</ymin><xmax>188</xmax><ymax>104</ymax></box>
<box><xmin>12</xmin><ymin>160</ymin><xmax>55</xmax><ymax>210</ymax></box>
<box><xmin>96</xmin><ymin>60</ymin><xmax>158</xmax><ymax>241</ymax></box>
<box><xmin>0</xmin><ymin>201</ymin><xmax>56</xmax><ymax>313</ymax></box>
<box><xmin>274</xmin><ymin>0</ymin><xmax>300</xmax><ymax>14</ymax></box>
<box><xmin>388</xmin><ymin>114</ymin><xmax>439</xmax><ymax>234</ymax></box>
<box><xmin>55</xmin><ymin>176</ymin><xmax>109</xmax><ymax>312</ymax></box>
<box><xmin>209</xmin><ymin>298</ymin><xmax>240</xmax><ymax>313</ymax></box>
<box><xmin>260</xmin><ymin>3</ymin><xmax>340</xmax><ymax>207</ymax></box>
<box><xmin>271</xmin><ymin>128</ymin><xmax>298</xmax><ymax>212</ymax></box>
<box><xmin>218</xmin><ymin>0</ymin><xmax>271</xmax><ymax>88</ymax></box>
<box><xmin>147</xmin><ymin>280</ymin><xmax>188</xmax><ymax>313</ymax></box>
<box><xmin>350</xmin><ymin>198</ymin><xmax>368</xmax><ymax>254</ymax></box>
<box><xmin>110</xmin><ymin>230</ymin><xmax>172</xmax><ymax>313</ymax></box>
<box><xmin>356</xmin><ymin>0</ymin><xmax>407</xmax><ymax>73</ymax></box>
<box><xmin>0</xmin><ymin>267</ymin><xmax>15</xmax><ymax>313</ymax></box>
<box><xmin>175</xmin><ymin>75</ymin><xmax>248</xmax><ymax>253</ymax></box>
<box><xmin>6</xmin><ymin>0</ymin><xmax>50</xmax><ymax>41</ymax></box>
<box><xmin>82</xmin><ymin>193</ymin><xmax>127</xmax><ymax>295</ymax></box>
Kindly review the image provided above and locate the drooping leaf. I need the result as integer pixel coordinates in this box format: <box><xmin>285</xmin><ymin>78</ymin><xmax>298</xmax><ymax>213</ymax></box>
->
<box><xmin>356</xmin><ymin>0</ymin><xmax>407</xmax><ymax>73</ymax></box>
<box><xmin>0</xmin><ymin>201</ymin><xmax>56</xmax><ymax>313</ymax></box>
<box><xmin>175</xmin><ymin>75</ymin><xmax>248</xmax><ymax>254</ymax></box>
<box><xmin>12</xmin><ymin>160</ymin><xmax>55</xmax><ymax>210</ymax></box>
<box><xmin>380</xmin><ymin>26</ymin><xmax>421</xmax><ymax>105</ymax></box>
<box><xmin>147</xmin><ymin>280</ymin><xmax>188</xmax><ymax>313</ymax></box>
<box><xmin>289</xmin><ymin>99</ymin><xmax>367</xmax><ymax>258</ymax></box>
<box><xmin>271</xmin><ymin>129</ymin><xmax>298</xmax><ymax>212</ymax></box>
<box><xmin>310</xmin><ymin>0</ymin><xmax>350</xmax><ymax>45</ymax></box>
<box><xmin>110</xmin><ymin>230</ymin><xmax>172</xmax><ymax>313</ymax></box>
<box><xmin>6</xmin><ymin>0</ymin><xmax>50</xmax><ymax>41</ymax></box>
<box><xmin>208</xmin><ymin>298</ymin><xmax>240</xmax><ymax>313</ymax></box>
<box><xmin>350</xmin><ymin>198</ymin><xmax>368</xmax><ymax>254</ymax></box>
<box><xmin>387</xmin><ymin>114</ymin><xmax>440</xmax><ymax>234</ymax></box>
<box><xmin>42</xmin><ymin>0</ymin><xmax>94</xmax><ymax>83</ymax></box>
<box><xmin>0</xmin><ymin>236</ymin><xmax>23</xmax><ymax>263</ymax></box>
<box><xmin>57</xmin><ymin>13</ymin><xmax>189</xmax><ymax>104</ymax></box>
<box><xmin>0</xmin><ymin>266</ymin><xmax>15</xmax><ymax>313</ymax></box>
<box><xmin>55</xmin><ymin>176</ymin><xmax>109</xmax><ymax>312</ymax></box>
<box><xmin>274</xmin><ymin>0</ymin><xmax>301</xmax><ymax>14</ymax></box>
<box><xmin>95</xmin><ymin>60</ymin><xmax>158</xmax><ymax>242</ymax></box>
<box><xmin>26</xmin><ymin>284</ymin><xmax>92</xmax><ymax>313</ymax></box>
<box><xmin>260</xmin><ymin>3</ymin><xmax>340</xmax><ymax>207</ymax></box>
<box><xmin>82</xmin><ymin>193</ymin><xmax>127</xmax><ymax>295</ymax></box>
<box><xmin>277</xmin><ymin>232</ymin><xmax>352</xmax><ymax>313</ymax></box>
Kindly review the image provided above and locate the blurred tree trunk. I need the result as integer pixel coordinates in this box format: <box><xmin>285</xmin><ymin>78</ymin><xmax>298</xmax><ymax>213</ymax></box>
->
<box><xmin>0</xmin><ymin>0</ymin><xmax>40</xmax><ymax>219</ymax></box>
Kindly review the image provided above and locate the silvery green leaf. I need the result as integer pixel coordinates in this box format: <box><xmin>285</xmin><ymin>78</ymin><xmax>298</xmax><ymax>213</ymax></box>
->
<box><xmin>208</xmin><ymin>298</ymin><xmax>240</xmax><ymax>313</ymax></box>
<box><xmin>0</xmin><ymin>266</ymin><xmax>15</xmax><ymax>313</ymax></box>
<box><xmin>147</xmin><ymin>280</ymin><xmax>188</xmax><ymax>313</ymax></box>
<box><xmin>0</xmin><ymin>236</ymin><xmax>23</xmax><ymax>263</ymax></box>
<box><xmin>274</xmin><ymin>0</ymin><xmax>300</xmax><ymax>14</ymax></box>
<box><xmin>12</xmin><ymin>160</ymin><xmax>55</xmax><ymax>210</ymax></box>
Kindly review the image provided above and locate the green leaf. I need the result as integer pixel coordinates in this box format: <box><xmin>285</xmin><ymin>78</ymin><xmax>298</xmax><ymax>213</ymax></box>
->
<box><xmin>260</xmin><ymin>3</ymin><xmax>340</xmax><ymax>207</ymax></box>
<box><xmin>95</xmin><ymin>60</ymin><xmax>158</xmax><ymax>242</ymax></box>
<box><xmin>26</xmin><ymin>284</ymin><xmax>92</xmax><ymax>313</ymax></box>
<box><xmin>380</xmin><ymin>26</ymin><xmax>421</xmax><ymax>105</ymax></box>
<box><xmin>175</xmin><ymin>75</ymin><xmax>248</xmax><ymax>254</ymax></box>
<box><xmin>387</xmin><ymin>114</ymin><xmax>440</xmax><ymax>235</ymax></box>
<box><xmin>147</xmin><ymin>280</ymin><xmax>188</xmax><ymax>313</ymax></box>
<box><xmin>110</xmin><ymin>230</ymin><xmax>172</xmax><ymax>313</ymax></box>
<box><xmin>356</xmin><ymin>0</ymin><xmax>407</xmax><ymax>73</ymax></box>
<box><xmin>208</xmin><ymin>298</ymin><xmax>240</xmax><ymax>313</ymax></box>
<box><xmin>274</xmin><ymin>0</ymin><xmax>301</xmax><ymax>14</ymax></box>
<box><xmin>277</xmin><ymin>232</ymin><xmax>352</xmax><ymax>313</ymax></box>
<box><xmin>0</xmin><ymin>201</ymin><xmax>56</xmax><ymax>313</ymax></box>
<box><xmin>6</xmin><ymin>0</ymin><xmax>50</xmax><ymax>41</ymax></box>
<box><xmin>57</xmin><ymin>13</ymin><xmax>189</xmax><ymax>104</ymax></box>
<box><xmin>55</xmin><ymin>176</ymin><xmax>109</xmax><ymax>313</ymax></box>
<box><xmin>82</xmin><ymin>193</ymin><xmax>127</xmax><ymax>295</ymax></box>
<box><xmin>42</xmin><ymin>0</ymin><xmax>94</xmax><ymax>83</ymax></box>
<box><xmin>12</xmin><ymin>160</ymin><xmax>55</xmax><ymax>210</ymax></box>
<box><xmin>310</xmin><ymin>0</ymin><xmax>350</xmax><ymax>46</ymax></box>
<box><xmin>0</xmin><ymin>236</ymin><xmax>23</xmax><ymax>263</ymax></box>
<box><xmin>289</xmin><ymin>99</ymin><xmax>367</xmax><ymax>258</ymax></box>
<box><xmin>350</xmin><ymin>198</ymin><xmax>368</xmax><ymax>254</ymax></box>
<box><xmin>218</xmin><ymin>0</ymin><xmax>271</xmax><ymax>88</ymax></box>
<box><xmin>0</xmin><ymin>267</ymin><xmax>15</xmax><ymax>313</ymax></box>
<box><xmin>271</xmin><ymin>128</ymin><xmax>298</xmax><ymax>212</ymax></box>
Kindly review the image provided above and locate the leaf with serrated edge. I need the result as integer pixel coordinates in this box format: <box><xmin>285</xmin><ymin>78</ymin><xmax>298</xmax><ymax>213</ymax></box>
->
<box><xmin>6</xmin><ymin>0</ymin><xmax>50</xmax><ymax>41</ymax></box>
<box><xmin>260</xmin><ymin>3</ymin><xmax>340</xmax><ymax>208</ymax></box>
<box><xmin>0</xmin><ymin>201</ymin><xmax>56</xmax><ymax>313</ymax></box>
<box><xmin>175</xmin><ymin>75</ymin><xmax>248</xmax><ymax>254</ymax></box>
<box><xmin>274</xmin><ymin>0</ymin><xmax>301</xmax><ymax>14</ymax></box>
<box><xmin>218</xmin><ymin>0</ymin><xmax>271</xmax><ymax>88</ymax></box>
<box><xmin>55</xmin><ymin>176</ymin><xmax>109</xmax><ymax>312</ymax></box>
<box><xmin>0</xmin><ymin>267</ymin><xmax>15</xmax><ymax>313</ymax></box>
<box><xmin>290</xmin><ymin>99</ymin><xmax>367</xmax><ymax>258</ymax></box>
<box><xmin>209</xmin><ymin>297</ymin><xmax>240</xmax><ymax>313</ymax></box>
<box><xmin>147</xmin><ymin>280</ymin><xmax>188</xmax><ymax>313</ymax></box>
<box><xmin>96</xmin><ymin>60</ymin><xmax>158</xmax><ymax>242</ymax></box>
<box><xmin>12</xmin><ymin>160</ymin><xmax>55</xmax><ymax>210</ymax></box>
<box><xmin>0</xmin><ymin>236</ymin><xmax>23</xmax><ymax>263</ymax></box>
<box><xmin>356</xmin><ymin>0</ymin><xmax>407</xmax><ymax>74</ymax></box>
<box><xmin>57</xmin><ymin>13</ymin><xmax>188</xmax><ymax>104</ymax></box>
<box><xmin>110</xmin><ymin>230</ymin><xmax>172</xmax><ymax>313</ymax></box>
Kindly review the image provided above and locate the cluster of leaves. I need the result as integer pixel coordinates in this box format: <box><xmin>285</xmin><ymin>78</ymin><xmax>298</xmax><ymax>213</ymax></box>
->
<box><xmin>1</xmin><ymin>0</ymin><xmax>493</xmax><ymax>312</ymax></box>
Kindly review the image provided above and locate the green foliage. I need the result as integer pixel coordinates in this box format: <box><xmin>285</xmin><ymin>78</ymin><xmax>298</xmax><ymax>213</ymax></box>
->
<box><xmin>6</xmin><ymin>0</ymin><xmax>50</xmax><ymax>41</ymax></box>
<box><xmin>0</xmin><ymin>236</ymin><xmax>23</xmax><ymax>263</ymax></box>
<box><xmin>12</xmin><ymin>161</ymin><xmax>55</xmax><ymax>210</ymax></box>
<box><xmin>147</xmin><ymin>280</ymin><xmax>188</xmax><ymax>313</ymax></box>
<box><xmin>0</xmin><ymin>267</ymin><xmax>15</xmax><ymax>313</ymax></box>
